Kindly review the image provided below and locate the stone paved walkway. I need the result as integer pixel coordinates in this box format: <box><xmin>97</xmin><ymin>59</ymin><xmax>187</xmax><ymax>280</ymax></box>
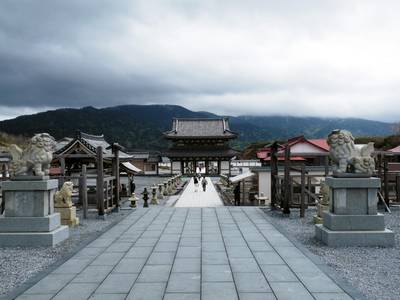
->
<box><xmin>175</xmin><ymin>177</ymin><xmax>223</xmax><ymax>207</ymax></box>
<box><xmin>16</xmin><ymin>207</ymin><xmax>352</xmax><ymax>300</ymax></box>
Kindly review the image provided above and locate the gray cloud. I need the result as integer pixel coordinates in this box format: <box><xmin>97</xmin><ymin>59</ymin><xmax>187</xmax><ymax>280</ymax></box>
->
<box><xmin>0</xmin><ymin>0</ymin><xmax>400</xmax><ymax>121</ymax></box>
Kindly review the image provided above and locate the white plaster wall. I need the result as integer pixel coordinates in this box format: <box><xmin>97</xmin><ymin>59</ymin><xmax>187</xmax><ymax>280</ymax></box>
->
<box><xmin>221</xmin><ymin>161</ymin><xmax>230</xmax><ymax>174</ymax></box>
<box><xmin>258</xmin><ymin>171</ymin><xmax>271</xmax><ymax>199</ymax></box>
<box><xmin>172</xmin><ymin>161</ymin><xmax>181</xmax><ymax>174</ymax></box>
<box><xmin>290</xmin><ymin>143</ymin><xmax>325</xmax><ymax>154</ymax></box>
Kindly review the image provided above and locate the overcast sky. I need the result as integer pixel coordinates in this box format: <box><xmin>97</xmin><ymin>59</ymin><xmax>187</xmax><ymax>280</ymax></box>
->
<box><xmin>0</xmin><ymin>0</ymin><xmax>399</xmax><ymax>122</ymax></box>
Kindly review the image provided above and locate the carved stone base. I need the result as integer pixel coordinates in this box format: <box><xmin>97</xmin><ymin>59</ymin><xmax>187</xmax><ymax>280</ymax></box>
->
<box><xmin>55</xmin><ymin>206</ymin><xmax>79</xmax><ymax>227</ymax></box>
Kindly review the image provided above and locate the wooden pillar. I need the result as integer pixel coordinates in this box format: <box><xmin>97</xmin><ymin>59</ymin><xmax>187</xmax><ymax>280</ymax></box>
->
<box><xmin>180</xmin><ymin>161</ymin><xmax>184</xmax><ymax>175</ymax></box>
<box><xmin>300</xmin><ymin>164</ymin><xmax>305</xmax><ymax>218</ymax></box>
<box><xmin>205</xmin><ymin>160</ymin><xmax>209</xmax><ymax>175</ymax></box>
<box><xmin>1</xmin><ymin>164</ymin><xmax>7</xmax><ymax>179</ymax></box>
<box><xmin>283</xmin><ymin>145</ymin><xmax>291</xmax><ymax>215</ymax></box>
<box><xmin>217</xmin><ymin>160</ymin><xmax>221</xmax><ymax>175</ymax></box>
<box><xmin>96</xmin><ymin>146</ymin><xmax>105</xmax><ymax>216</ymax></box>
<box><xmin>384</xmin><ymin>159</ymin><xmax>389</xmax><ymax>207</ymax></box>
<box><xmin>270</xmin><ymin>142</ymin><xmax>278</xmax><ymax>210</ymax></box>
<box><xmin>60</xmin><ymin>157</ymin><xmax>66</xmax><ymax>176</ymax></box>
<box><xmin>112</xmin><ymin>143</ymin><xmax>121</xmax><ymax>210</ymax></box>
<box><xmin>396</xmin><ymin>174</ymin><xmax>400</xmax><ymax>203</ymax></box>
<box><xmin>80</xmin><ymin>164</ymin><xmax>88</xmax><ymax>219</ymax></box>
<box><xmin>324</xmin><ymin>155</ymin><xmax>329</xmax><ymax>177</ymax></box>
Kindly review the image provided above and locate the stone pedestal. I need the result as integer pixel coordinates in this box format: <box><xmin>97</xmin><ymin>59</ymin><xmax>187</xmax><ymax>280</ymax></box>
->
<box><xmin>55</xmin><ymin>206</ymin><xmax>79</xmax><ymax>226</ymax></box>
<box><xmin>0</xmin><ymin>179</ymin><xmax>69</xmax><ymax>247</ymax></box>
<box><xmin>315</xmin><ymin>177</ymin><xmax>394</xmax><ymax>247</ymax></box>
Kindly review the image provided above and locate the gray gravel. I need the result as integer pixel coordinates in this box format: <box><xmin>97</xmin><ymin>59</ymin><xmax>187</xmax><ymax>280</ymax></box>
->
<box><xmin>262</xmin><ymin>207</ymin><xmax>400</xmax><ymax>300</ymax></box>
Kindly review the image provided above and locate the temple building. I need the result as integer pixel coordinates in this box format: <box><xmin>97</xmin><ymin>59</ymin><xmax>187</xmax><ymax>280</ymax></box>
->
<box><xmin>164</xmin><ymin>118</ymin><xmax>239</xmax><ymax>175</ymax></box>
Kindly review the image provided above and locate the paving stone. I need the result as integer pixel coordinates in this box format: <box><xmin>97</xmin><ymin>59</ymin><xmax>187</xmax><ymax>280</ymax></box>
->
<box><xmin>202</xmin><ymin>251</ymin><xmax>229</xmax><ymax>265</ymax></box>
<box><xmin>247</xmin><ymin>241</ymin><xmax>273</xmax><ymax>252</ymax></box>
<box><xmin>202</xmin><ymin>264</ymin><xmax>233</xmax><ymax>282</ymax></box>
<box><xmin>253</xmin><ymin>251</ymin><xmax>285</xmax><ymax>265</ymax></box>
<box><xmin>91</xmin><ymin>252</ymin><xmax>125</xmax><ymax>266</ymax></box>
<box><xmin>226</xmin><ymin>246</ymin><xmax>253</xmax><ymax>258</ymax></box>
<box><xmin>270</xmin><ymin>282</ymin><xmax>314</xmax><ymax>300</ymax></box>
<box><xmin>202</xmin><ymin>242</ymin><xmax>225</xmax><ymax>252</ymax></box>
<box><xmin>238</xmin><ymin>293</ymin><xmax>277</xmax><ymax>300</ymax></box>
<box><xmin>105</xmin><ymin>242</ymin><xmax>134</xmax><ymax>253</ymax></box>
<box><xmin>259</xmin><ymin>265</ymin><xmax>299</xmax><ymax>282</ymax></box>
<box><xmin>275</xmin><ymin>246</ymin><xmax>307</xmax><ymax>259</ymax></box>
<box><xmin>72</xmin><ymin>265</ymin><xmax>113</xmax><ymax>283</ymax></box>
<box><xmin>285</xmin><ymin>258</ymin><xmax>321</xmax><ymax>274</ymax></box>
<box><xmin>125</xmin><ymin>246</ymin><xmax>153</xmax><ymax>258</ymax></box>
<box><xmin>135</xmin><ymin>237</ymin><xmax>159</xmax><ymax>247</ymax></box>
<box><xmin>297</xmin><ymin>272</ymin><xmax>343</xmax><ymax>293</ymax></box>
<box><xmin>16</xmin><ymin>206</ymin><xmax>350</xmax><ymax>300</ymax></box>
<box><xmin>180</xmin><ymin>237</ymin><xmax>201</xmax><ymax>246</ymax></box>
<box><xmin>147</xmin><ymin>251</ymin><xmax>176</xmax><ymax>265</ymax></box>
<box><xmin>154</xmin><ymin>241</ymin><xmax>179</xmax><ymax>252</ymax></box>
<box><xmin>172</xmin><ymin>258</ymin><xmax>201</xmax><ymax>273</ymax></box>
<box><xmin>52</xmin><ymin>258</ymin><xmax>91</xmax><ymax>274</ymax></box>
<box><xmin>159</xmin><ymin>234</ymin><xmax>181</xmax><ymax>242</ymax></box>
<box><xmin>73</xmin><ymin>247</ymin><xmax>105</xmax><ymax>260</ymax></box>
<box><xmin>202</xmin><ymin>282</ymin><xmax>238</xmax><ymax>300</ymax></box>
<box><xmin>164</xmin><ymin>293</ymin><xmax>200</xmax><ymax>300</ymax></box>
<box><xmin>52</xmin><ymin>283</ymin><xmax>98</xmax><ymax>300</ymax></box>
<box><xmin>233</xmin><ymin>272</ymin><xmax>271</xmax><ymax>293</ymax></box>
<box><xmin>137</xmin><ymin>264</ymin><xmax>172</xmax><ymax>282</ymax></box>
<box><xmin>87</xmin><ymin>238</ymin><xmax>115</xmax><ymax>248</ymax></box>
<box><xmin>96</xmin><ymin>273</ymin><xmax>138</xmax><ymax>294</ymax></box>
<box><xmin>312</xmin><ymin>292</ymin><xmax>353</xmax><ymax>300</ymax></box>
<box><xmin>127</xmin><ymin>282</ymin><xmax>166</xmax><ymax>300</ymax></box>
<box><xmin>16</xmin><ymin>294</ymin><xmax>54</xmax><ymax>300</ymax></box>
<box><xmin>176</xmin><ymin>246</ymin><xmax>201</xmax><ymax>258</ymax></box>
<box><xmin>166</xmin><ymin>273</ymin><xmax>201</xmax><ymax>293</ymax></box>
<box><xmin>230</xmin><ymin>258</ymin><xmax>260</xmax><ymax>273</ymax></box>
<box><xmin>113</xmin><ymin>258</ymin><xmax>146</xmax><ymax>273</ymax></box>
<box><xmin>24</xmin><ymin>274</ymin><xmax>75</xmax><ymax>295</ymax></box>
<box><xmin>202</xmin><ymin>234</ymin><xmax>224</xmax><ymax>242</ymax></box>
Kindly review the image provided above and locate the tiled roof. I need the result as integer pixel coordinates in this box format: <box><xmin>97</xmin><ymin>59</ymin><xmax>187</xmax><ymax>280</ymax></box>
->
<box><xmin>389</xmin><ymin>145</ymin><xmax>400</xmax><ymax>153</ymax></box>
<box><xmin>55</xmin><ymin>131</ymin><xmax>132</xmax><ymax>160</ymax></box>
<box><xmin>164</xmin><ymin>118</ymin><xmax>237</xmax><ymax>139</ymax></box>
<box><xmin>308</xmin><ymin>139</ymin><xmax>330</xmax><ymax>151</ymax></box>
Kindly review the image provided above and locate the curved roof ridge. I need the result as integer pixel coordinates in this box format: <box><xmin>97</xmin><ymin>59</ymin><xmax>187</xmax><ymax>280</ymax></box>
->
<box><xmin>80</xmin><ymin>132</ymin><xmax>105</xmax><ymax>141</ymax></box>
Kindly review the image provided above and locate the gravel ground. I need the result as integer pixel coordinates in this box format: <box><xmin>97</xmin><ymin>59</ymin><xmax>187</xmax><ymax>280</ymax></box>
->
<box><xmin>0</xmin><ymin>176</ymin><xmax>168</xmax><ymax>297</ymax></box>
<box><xmin>263</xmin><ymin>207</ymin><xmax>400</xmax><ymax>300</ymax></box>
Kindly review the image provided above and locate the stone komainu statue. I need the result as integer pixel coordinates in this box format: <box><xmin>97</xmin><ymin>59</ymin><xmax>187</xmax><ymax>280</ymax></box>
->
<box><xmin>327</xmin><ymin>129</ymin><xmax>375</xmax><ymax>175</ymax></box>
<box><xmin>54</xmin><ymin>181</ymin><xmax>74</xmax><ymax>207</ymax></box>
<box><xmin>8</xmin><ymin>133</ymin><xmax>56</xmax><ymax>176</ymax></box>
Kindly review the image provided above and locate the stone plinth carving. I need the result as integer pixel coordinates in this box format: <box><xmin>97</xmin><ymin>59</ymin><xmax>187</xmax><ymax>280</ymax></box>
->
<box><xmin>54</xmin><ymin>182</ymin><xmax>79</xmax><ymax>226</ymax></box>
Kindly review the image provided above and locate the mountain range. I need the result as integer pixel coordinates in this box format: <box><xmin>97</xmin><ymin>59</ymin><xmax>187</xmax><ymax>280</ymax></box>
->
<box><xmin>0</xmin><ymin>105</ymin><xmax>395</xmax><ymax>150</ymax></box>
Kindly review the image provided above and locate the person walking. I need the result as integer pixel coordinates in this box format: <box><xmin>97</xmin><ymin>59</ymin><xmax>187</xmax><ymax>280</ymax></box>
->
<box><xmin>193</xmin><ymin>175</ymin><xmax>199</xmax><ymax>192</ymax></box>
<box><xmin>201</xmin><ymin>176</ymin><xmax>208</xmax><ymax>192</ymax></box>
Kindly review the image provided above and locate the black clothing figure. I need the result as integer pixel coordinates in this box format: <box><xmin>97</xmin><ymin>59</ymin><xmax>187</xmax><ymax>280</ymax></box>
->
<box><xmin>142</xmin><ymin>188</ymin><xmax>149</xmax><ymax>208</ymax></box>
<box><xmin>193</xmin><ymin>176</ymin><xmax>199</xmax><ymax>185</ymax></box>
<box><xmin>234</xmin><ymin>184</ymin><xmax>241</xmax><ymax>206</ymax></box>
<box><xmin>130</xmin><ymin>180</ymin><xmax>136</xmax><ymax>194</ymax></box>
<box><xmin>201</xmin><ymin>177</ymin><xmax>208</xmax><ymax>192</ymax></box>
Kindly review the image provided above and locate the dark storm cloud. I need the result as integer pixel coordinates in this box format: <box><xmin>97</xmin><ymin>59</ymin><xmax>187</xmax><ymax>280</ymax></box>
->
<box><xmin>0</xmin><ymin>0</ymin><xmax>400</xmax><ymax>121</ymax></box>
